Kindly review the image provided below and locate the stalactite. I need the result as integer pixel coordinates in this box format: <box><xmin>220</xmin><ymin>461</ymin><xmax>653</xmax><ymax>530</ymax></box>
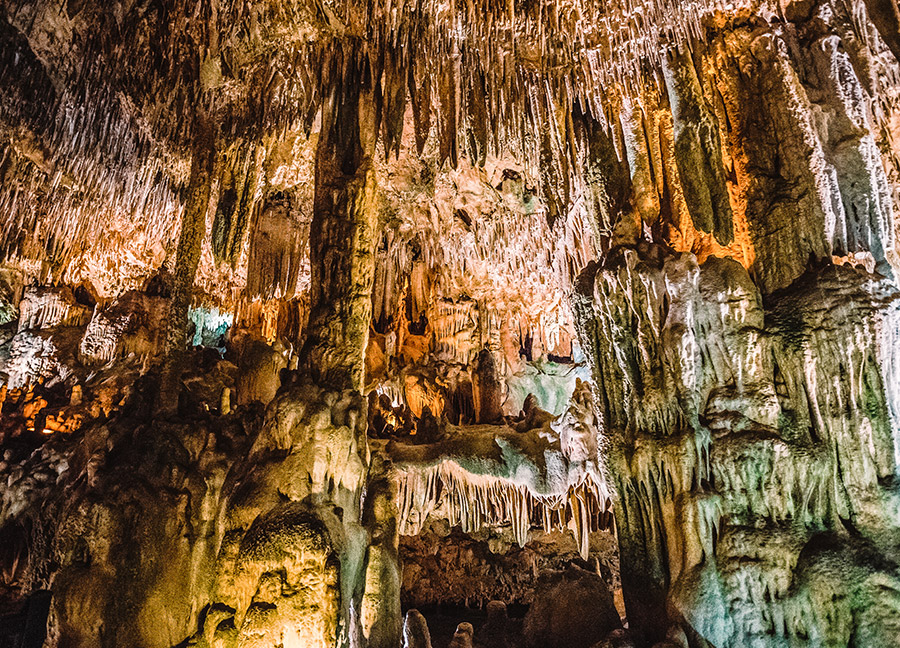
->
<box><xmin>662</xmin><ymin>47</ymin><xmax>734</xmax><ymax>245</ymax></box>
<box><xmin>395</xmin><ymin>461</ymin><xmax>611</xmax><ymax>560</ymax></box>
<box><xmin>16</xmin><ymin>287</ymin><xmax>91</xmax><ymax>333</ymax></box>
<box><xmin>1</xmin><ymin>0</ymin><xmax>796</xmax><ymax>284</ymax></box>
<box><xmin>245</xmin><ymin>190</ymin><xmax>310</xmax><ymax>301</ymax></box>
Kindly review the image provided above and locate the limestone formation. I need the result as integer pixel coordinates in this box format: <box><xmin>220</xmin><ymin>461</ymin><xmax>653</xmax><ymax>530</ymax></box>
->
<box><xmin>3</xmin><ymin>0</ymin><xmax>900</xmax><ymax>646</ymax></box>
<box><xmin>447</xmin><ymin>622</ymin><xmax>474</xmax><ymax>648</ymax></box>
<box><xmin>576</xmin><ymin>250</ymin><xmax>900</xmax><ymax>645</ymax></box>
<box><xmin>522</xmin><ymin>566</ymin><xmax>622</xmax><ymax>648</ymax></box>
<box><xmin>479</xmin><ymin>601</ymin><xmax>510</xmax><ymax>648</ymax></box>
<box><xmin>401</xmin><ymin>610</ymin><xmax>432</xmax><ymax>648</ymax></box>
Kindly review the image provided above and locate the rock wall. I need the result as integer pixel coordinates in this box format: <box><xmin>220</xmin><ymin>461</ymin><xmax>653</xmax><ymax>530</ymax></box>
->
<box><xmin>4</xmin><ymin>0</ymin><xmax>900</xmax><ymax>645</ymax></box>
<box><xmin>568</xmin><ymin>3</ymin><xmax>900</xmax><ymax>645</ymax></box>
<box><xmin>399</xmin><ymin>521</ymin><xmax>619</xmax><ymax>610</ymax></box>
<box><xmin>0</xmin><ymin>379</ymin><xmax>398</xmax><ymax>648</ymax></box>
<box><xmin>576</xmin><ymin>248</ymin><xmax>900</xmax><ymax>646</ymax></box>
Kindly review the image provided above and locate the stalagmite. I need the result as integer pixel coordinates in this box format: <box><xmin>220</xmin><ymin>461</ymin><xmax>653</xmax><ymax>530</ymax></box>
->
<box><xmin>361</xmin><ymin>456</ymin><xmax>403</xmax><ymax>648</ymax></box>
<box><xmin>448</xmin><ymin>622</ymin><xmax>474</xmax><ymax>648</ymax></box>
<box><xmin>401</xmin><ymin>610</ymin><xmax>433</xmax><ymax>648</ymax></box>
<box><xmin>472</xmin><ymin>347</ymin><xmax>503</xmax><ymax>423</ymax></box>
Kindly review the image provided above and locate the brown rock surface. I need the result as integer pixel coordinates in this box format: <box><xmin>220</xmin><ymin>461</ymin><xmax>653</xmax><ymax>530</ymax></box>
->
<box><xmin>522</xmin><ymin>566</ymin><xmax>622</xmax><ymax>648</ymax></box>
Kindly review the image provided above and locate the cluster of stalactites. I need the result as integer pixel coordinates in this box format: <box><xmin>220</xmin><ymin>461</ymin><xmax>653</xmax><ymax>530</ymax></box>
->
<box><xmin>0</xmin><ymin>0</ymin><xmax>751</xmax><ymax>278</ymax></box>
<box><xmin>369</xmin><ymin>175</ymin><xmax>590</xmax><ymax>369</ymax></box>
<box><xmin>17</xmin><ymin>287</ymin><xmax>91</xmax><ymax>333</ymax></box>
<box><xmin>395</xmin><ymin>460</ymin><xmax>611</xmax><ymax>559</ymax></box>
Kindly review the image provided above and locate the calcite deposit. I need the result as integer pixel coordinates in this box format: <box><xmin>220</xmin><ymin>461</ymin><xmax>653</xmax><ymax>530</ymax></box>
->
<box><xmin>3</xmin><ymin>0</ymin><xmax>900</xmax><ymax>646</ymax></box>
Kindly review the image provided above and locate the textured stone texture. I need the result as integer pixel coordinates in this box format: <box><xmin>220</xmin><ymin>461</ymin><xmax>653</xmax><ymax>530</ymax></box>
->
<box><xmin>576</xmin><ymin>249</ymin><xmax>900</xmax><ymax>646</ymax></box>
<box><xmin>522</xmin><ymin>566</ymin><xmax>622</xmax><ymax>648</ymax></box>
<box><xmin>300</xmin><ymin>44</ymin><xmax>379</xmax><ymax>392</ymax></box>
<box><xmin>399</xmin><ymin>521</ymin><xmax>618</xmax><ymax>609</ymax></box>
<box><xmin>3</xmin><ymin>0</ymin><xmax>900</xmax><ymax>646</ymax></box>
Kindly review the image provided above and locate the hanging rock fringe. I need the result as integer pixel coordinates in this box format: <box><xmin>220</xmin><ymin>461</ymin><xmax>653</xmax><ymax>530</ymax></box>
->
<box><xmin>396</xmin><ymin>460</ymin><xmax>612</xmax><ymax>559</ymax></box>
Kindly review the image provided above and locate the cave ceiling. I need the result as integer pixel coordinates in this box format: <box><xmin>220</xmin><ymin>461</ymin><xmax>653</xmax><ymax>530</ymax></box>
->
<box><xmin>0</xmin><ymin>0</ymin><xmax>788</xmax><ymax>309</ymax></box>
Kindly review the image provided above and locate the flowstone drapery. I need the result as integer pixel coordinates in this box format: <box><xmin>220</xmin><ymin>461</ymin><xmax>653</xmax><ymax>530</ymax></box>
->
<box><xmin>576</xmin><ymin>249</ymin><xmax>900</xmax><ymax>646</ymax></box>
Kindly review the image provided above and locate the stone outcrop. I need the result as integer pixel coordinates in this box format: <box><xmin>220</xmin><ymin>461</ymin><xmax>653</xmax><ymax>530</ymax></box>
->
<box><xmin>0</xmin><ymin>379</ymin><xmax>394</xmax><ymax>648</ymax></box>
<box><xmin>390</xmin><ymin>379</ymin><xmax>612</xmax><ymax>558</ymax></box>
<box><xmin>79</xmin><ymin>290</ymin><xmax>167</xmax><ymax>365</ymax></box>
<box><xmin>576</xmin><ymin>248</ymin><xmax>900</xmax><ymax>646</ymax></box>
<box><xmin>522</xmin><ymin>566</ymin><xmax>622</xmax><ymax>648</ymax></box>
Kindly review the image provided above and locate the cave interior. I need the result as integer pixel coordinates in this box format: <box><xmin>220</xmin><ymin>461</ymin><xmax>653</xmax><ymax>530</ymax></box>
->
<box><xmin>3</xmin><ymin>0</ymin><xmax>900</xmax><ymax>646</ymax></box>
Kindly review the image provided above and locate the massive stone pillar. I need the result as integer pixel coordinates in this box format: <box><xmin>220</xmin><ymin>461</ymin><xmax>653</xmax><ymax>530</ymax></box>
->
<box><xmin>195</xmin><ymin>44</ymin><xmax>399</xmax><ymax>648</ymax></box>
<box><xmin>301</xmin><ymin>46</ymin><xmax>379</xmax><ymax>392</ymax></box>
<box><xmin>159</xmin><ymin>117</ymin><xmax>216</xmax><ymax>413</ymax></box>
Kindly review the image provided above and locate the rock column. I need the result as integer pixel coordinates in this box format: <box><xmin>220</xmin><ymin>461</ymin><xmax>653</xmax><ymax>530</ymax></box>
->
<box><xmin>159</xmin><ymin>115</ymin><xmax>216</xmax><ymax>413</ymax></box>
<box><xmin>301</xmin><ymin>45</ymin><xmax>379</xmax><ymax>392</ymax></box>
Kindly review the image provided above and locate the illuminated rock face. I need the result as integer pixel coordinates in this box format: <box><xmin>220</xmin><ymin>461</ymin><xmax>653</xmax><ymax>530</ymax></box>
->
<box><xmin>0</xmin><ymin>384</ymin><xmax>377</xmax><ymax>648</ymax></box>
<box><xmin>203</xmin><ymin>385</ymin><xmax>373</xmax><ymax>648</ymax></box>
<box><xmin>564</xmin><ymin>5</ymin><xmax>900</xmax><ymax>644</ymax></box>
<box><xmin>4</xmin><ymin>0</ymin><xmax>900</xmax><ymax>646</ymax></box>
<box><xmin>391</xmin><ymin>379</ymin><xmax>612</xmax><ymax>559</ymax></box>
<box><xmin>576</xmin><ymin>250</ymin><xmax>900</xmax><ymax>646</ymax></box>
